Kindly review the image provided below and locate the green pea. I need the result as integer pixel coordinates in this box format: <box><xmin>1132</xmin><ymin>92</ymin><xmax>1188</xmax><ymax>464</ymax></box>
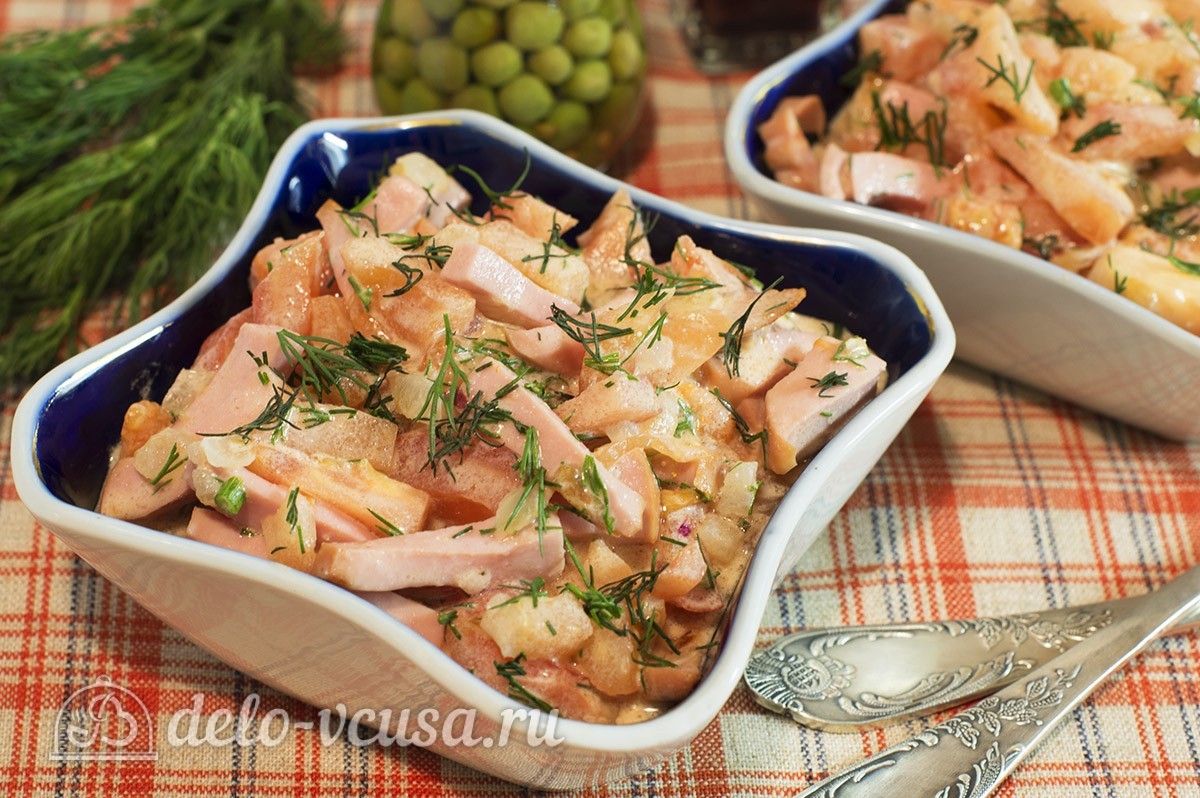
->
<box><xmin>389</xmin><ymin>0</ymin><xmax>438</xmax><ymax>41</ymax></box>
<box><xmin>399</xmin><ymin>78</ymin><xmax>446</xmax><ymax>113</ymax></box>
<box><xmin>563</xmin><ymin>18</ymin><xmax>612</xmax><ymax>58</ymax></box>
<box><xmin>374</xmin><ymin>75</ymin><xmax>406</xmax><ymax>115</ymax></box>
<box><xmin>377</xmin><ymin>37</ymin><xmax>417</xmax><ymax>84</ymax></box>
<box><xmin>562</xmin><ymin>58</ymin><xmax>612</xmax><ymax>103</ymax></box>
<box><xmin>537</xmin><ymin>100</ymin><xmax>591</xmax><ymax>149</ymax></box>
<box><xmin>498</xmin><ymin>73</ymin><xmax>555</xmax><ymax>124</ymax></box>
<box><xmin>420</xmin><ymin>0</ymin><xmax>463</xmax><ymax>22</ymax></box>
<box><xmin>452</xmin><ymin>84</ymin><xmax>500</xmax><ymax>116</ymax></box>
<box><xmin>470</xmin><ymin>41</ymin><xmax>524</xmax><ymax>86</ymax></box>
<box><xmin>472</xmin><ymin>0</ymin><xmax>519</xmax><ymax>9</ymax></box>
<box><xmin>505</xmin><ymin>2</ymin><xmax>566</xmax><ymax>51</ymax></box>
<box><xmin>559</xmin><ymin>0</ymin><xmax>601</xmax><ymax>20</ymax></box>
<box><xmin>527</xmin><ymin>45</ymin><xmax>574</xmax><ymax>86</ymax></box>
<box><xmin>451</xmin><ymin>7</ymin><xmax>500</xmax><ymax>48</ymax></box>
<box><xmin>608</xmin><ymin>28</ymin><xmax>643</xmax><ymax>80</ymax></box>
<box><xmin>418</xmin><ymin>37</ymin><xmax>470</xmax><ymax>93</ymax></box>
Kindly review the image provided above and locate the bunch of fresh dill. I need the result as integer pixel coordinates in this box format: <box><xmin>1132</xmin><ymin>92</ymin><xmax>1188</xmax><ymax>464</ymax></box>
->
<box><xmin>0</xmin><ymin>0</ymin><xmax>347</xmax><ymax>384</ymax></box>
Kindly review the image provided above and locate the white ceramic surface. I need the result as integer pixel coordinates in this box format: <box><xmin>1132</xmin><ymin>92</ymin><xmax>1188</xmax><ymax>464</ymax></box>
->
<box><xmin>13</xmin><ymin>112</ymin><xmax>954</xmax><ymax>788</ymax></box>
<box><xmin>725</xmin><ymin>4</ymin><xmax>1200</xmax><ymax>442</ymax></box>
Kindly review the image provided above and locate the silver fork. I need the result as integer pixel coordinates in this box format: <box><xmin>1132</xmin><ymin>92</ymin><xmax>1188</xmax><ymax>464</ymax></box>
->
<box><xmin>745</xmin><ymin>592</ymin><xmax>1200</xmax><ymax>730</ymax></box>
<box><xmin>746</xmin><ymin>565</ymin><xmax>1200</xmax><ymax>797</ymax></box>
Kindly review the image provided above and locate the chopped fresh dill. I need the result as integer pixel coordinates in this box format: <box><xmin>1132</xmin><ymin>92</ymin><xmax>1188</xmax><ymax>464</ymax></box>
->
<box><xmin>450</xmin><ymin>153</ymin><xmax>532</xmax><ymax>213</ymax></box>
<box><xmin>697</xmin><ymin>538</ymin><xmax>719</xmax><ymax>590</ymax></box>
<box><xmin>720</xmin><ymin>277</ymin><xmax>783</xmax><ymax>377</ymax></box>
<box><xmin>347</xmin><ymin>274</ymin><xmax>373</xmax><ymax>311</ymax></box>
<box><xmin>808</xmin><ymin>370</ymin><xmax>850</xmax><ymax>397</ymax></box>
<box><xmin>148</xmin><ymin>443</ymin><xmax>187</xmax><ymax>488</ymax></box>
<box><xmin>548</xmin><ymin>305</ymin><xmax>634</xmax><ymax>375</ymax></box>
<box><xmin>495</xmin><ymin>654</ymin><xmax>553</xmax><ymax>713</ymax></box>
<box><xmin>1180</xmin><ymin>93</ymin><xmax>1200</xmax><ymax>122</ymax></box>
<box><xmin>581</xmin><ymin>454</ymin><xmax>615</xmax><ymax>535</ymax></box>
<box><xmin>976</xmin><ymin>55</ymin><xmax>1036</xmax><ymax>104</ymax></box>
<box><xmin>506</xmin><ymin>426</ymin><xmax>554</xmax><ymax>552</ymax></box>
<box><xmin>840</xmin><ymin>49</ymin><xmax>883</xmax><ymax>87</ymax></box>
<box><xmin>1139</xmin><ymin>187</ymin><xmax>1200</xmax><ymax>239</ymax></box>
<box><xmin>284</xmin><ymin>486</ymin><xmax>305</xmax><ymax>554</ymax></box>
<box><xmin>710</xmin><ymin>388</ymin><xmax>768</xmax><ymax>454</ymax></box>
<box><xmin>673</xmin><ymin>398</ymin><xmax>696</xmax><ymax>438</ymax></box>
<box><xmin>871</xmin><ymin>94</ymin><xmax>948</xmax><ymax>171</ymax></box>
<box><xmin>1023</xmin><ymin>233</ymin><xmax>1062</xmax><ymax>260</ymax></box>
<box><xmin>438</xmin><ymin>609</ymin><xmax>462</xmax><ymax>640</ymax></box>
<box><xmin>1071</xmin><ymin>119</ymin><xmax>1122</xmax><ymax>152</ymax></box>
<box><xmin>496</xmin><ymin>577</ymin><xmax>548</xmax><ymax>608</ymax></box>
<box><xmin>1048</xmin><ymin>78</ymin><xmax>1086</xmax><ymax>118</ymax></box>
<box><xmin>941</xmin><ymin>24</ymin><xmax>978</xmax><ymax>60</ymax></box>
<box><xmin>369</xmin><ymin>509</ymin><xmax>404</xmax><ymax>537</ymax></box>
<box><xmin>1014</xmin><ymin>1</ymin><xmax>1088</xmax><ymax>47</ymax></box>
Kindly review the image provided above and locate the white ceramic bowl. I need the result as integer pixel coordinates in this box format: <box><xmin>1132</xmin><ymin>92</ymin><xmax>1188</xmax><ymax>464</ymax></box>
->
<box><xmin>13</xmin><ymin>111</ymin><xmax>953</xmax><ymax>788</ymax></box>
<box><xmin>726</xmin><ymin>0</ymin><xmax>1200</xmax><ymax>441</ymax></box>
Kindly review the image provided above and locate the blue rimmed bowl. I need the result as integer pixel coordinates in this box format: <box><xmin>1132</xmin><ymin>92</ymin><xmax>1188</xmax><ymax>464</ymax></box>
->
<box><xmin>726</xmin><ymin>0</ymin><xmax>1200</xmax><ymax>441</ymax></box>
<box><xmin>13</xmin><ymin>110</ymin><xmax>953</xmax><ymax>788</ymax></box>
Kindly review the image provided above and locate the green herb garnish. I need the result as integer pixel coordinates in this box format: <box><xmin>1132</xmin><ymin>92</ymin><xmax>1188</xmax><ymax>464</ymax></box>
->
<box><xmin>148</xmin><ymin>442</ymin><xmax>187</xmax><ymax>488</ymax></box>
<box><xmin>976</xmin><ymin>55</ymin><xmax>1036</xmax><ymax>103</ymax></box>
<box><xmin>840</xmin><ymin>48</ymin><xmax>883</xmax><ymax>87</ymax></box>
<box><xmin>495</xmin><ymin>654</ymin><xmax>553</xmax><ymax>713</ymax></box>
<box><xmin>581</xmin><ymin>454</ymin><xmax>615</xmax><ymax>535</ymax></box>
<box><xmin>1071</xmin><ymin>120</ymin><xmax>1121</xmax><ymax>152</ymax></box>
<box><xmin>1015</xmin><ymin>1</ymin><xmax>1088</xmax><ymax>47</ymax></box>
<box><xmin>215</xmin><ymin>476</ymin><xmax>246</xmax><ymax>516</ymax></box>
<box><xmin>0</xmin><ymin>0</ymin><xmax>346</xmax><ymax>384</ymax></box>
<box><xmin>720</xmin><ymin>277</ymin><xmax>783</xmax><ymax>378</ymax></box>
<box><xmin>808</xmin><ymin>371</ymin><xmax>850</xmax><ymax>397</ymax></box>
<box><xmin>1048</xmin><ymin>77</ymin><xmax>1086</xmax><ymax>118</ymax></box>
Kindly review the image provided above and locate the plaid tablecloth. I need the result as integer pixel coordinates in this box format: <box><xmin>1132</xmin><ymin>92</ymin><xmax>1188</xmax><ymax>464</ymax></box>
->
<box><xmin>4</xmin><ymin>1</ymin><xmax>1200</xmax><ymax>796</ymax></box>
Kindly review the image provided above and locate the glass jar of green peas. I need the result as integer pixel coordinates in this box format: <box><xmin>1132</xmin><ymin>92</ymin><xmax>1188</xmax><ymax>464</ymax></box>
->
<box><xmin>372</xmin><ymin>0</ymin><xmax>647</xmax><ymax>168</ymax></box>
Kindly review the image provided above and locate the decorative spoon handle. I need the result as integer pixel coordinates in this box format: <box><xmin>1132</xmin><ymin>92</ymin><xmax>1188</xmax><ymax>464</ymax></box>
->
<box><xmin>792</xmin><ymin>565</ymin><xmax>1200</xmax><ymax>798</ymax></box>
<box><xmin>745</xmin><ymin>594</ymin><xmax>1200</xmax><ymax>731</ymax></box>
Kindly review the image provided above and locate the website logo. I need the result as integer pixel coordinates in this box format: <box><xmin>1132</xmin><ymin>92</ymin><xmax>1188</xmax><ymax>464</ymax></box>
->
<box><xmin>50</xmin><ymin>675</ymin><xmax>157</xmax><ymax>762</ymax></box>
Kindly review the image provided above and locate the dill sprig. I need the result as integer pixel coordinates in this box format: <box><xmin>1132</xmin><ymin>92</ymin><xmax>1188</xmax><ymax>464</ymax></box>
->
<box><xmin>549</xmin><ymin>306</ymin><xmax>634</xmax><ymax>374</ymax></box>
<box><xmin>0</xmin><ymin>0</ymin><xmax>346</xmax><ymax>384</ymax></box>
<box><xmin>495</xmin><ymin>654</ymin><xmax>554</xmax><ymax>713</ymax></box>
<box><xmin>710</xmin><ymin>388</ymin><xmax>768</xmax><ymax>455</ymax></box>
<box><xmin>450</xmin><ymin>153</ymin><xmax>532</xmax><ymax>213</ymax></box>
<box><xmin>148</xmin><ymin>443</ymin><xmax>187</xmax><ymax>488</ymax></box>
<box><xmin>1014</xmin><ymin>1</ymin><xmax>1088</xmax><ymax>47</ymax></box>
<box><xmin>976</xmin><ymin>54</ymin><xmax>1036</xmax><ymax>103</ymax></box>
<box><xmin>1071</xmin><ymin>119</ymin><xmax>1122</xmax><ymax>152</ymax></box>
<box><xmin>941</xmin><ymin>24</ymin><xmax>978</xmax><ymax>60</ymax></box>
<box><xmin>720</xmin><ymin>277</ymin><xmax>783</xmax><ymax>378</ymax></box>
<box><xmin>504</xmin><ymin>426</ymin><xmax>555</xmax><ymax>552</ymax></box>
<box><xmin>559</xmin><ymin>539</ymin><xmax>676</xmax><ymax>668</ymax></box>
<box><xmin>840</xmin><ymin>49</ymin><xmax>884</xmax><ymax>87</ymax></box>
<box><xmin>1140</xmin><ymin>188</ymin><xmax>1200</xmax><ymax>239</ymax></box>
<box><xmin>1048</xmin><ymin>77</ymin><xmax>1087</xmax><ymax>119</ymax></box>
<box><xmin>417</xmin><ymin>318</ymin><xmax>512</xmax><ymax>475</ymax></box>
<box><xmin>871</xmin><ymin>93</ymin><xmax>948</xmax><ymax>170</ymax></box>
<box><xmin>808</xmin><ymin>370</ymin><xmax>850</xmax><ymax>397</ymax></box>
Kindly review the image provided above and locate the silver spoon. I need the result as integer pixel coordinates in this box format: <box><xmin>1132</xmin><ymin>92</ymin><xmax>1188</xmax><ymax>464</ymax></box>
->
<box><xmin>757</xmin><ymin>565</ymin><xmax>1200</xmax><ymax>798</ymax></box>
<box><xmin>745</xmin><ymin>590</ymin><xmax>1200</xmax><ymax>730</ymax></box>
